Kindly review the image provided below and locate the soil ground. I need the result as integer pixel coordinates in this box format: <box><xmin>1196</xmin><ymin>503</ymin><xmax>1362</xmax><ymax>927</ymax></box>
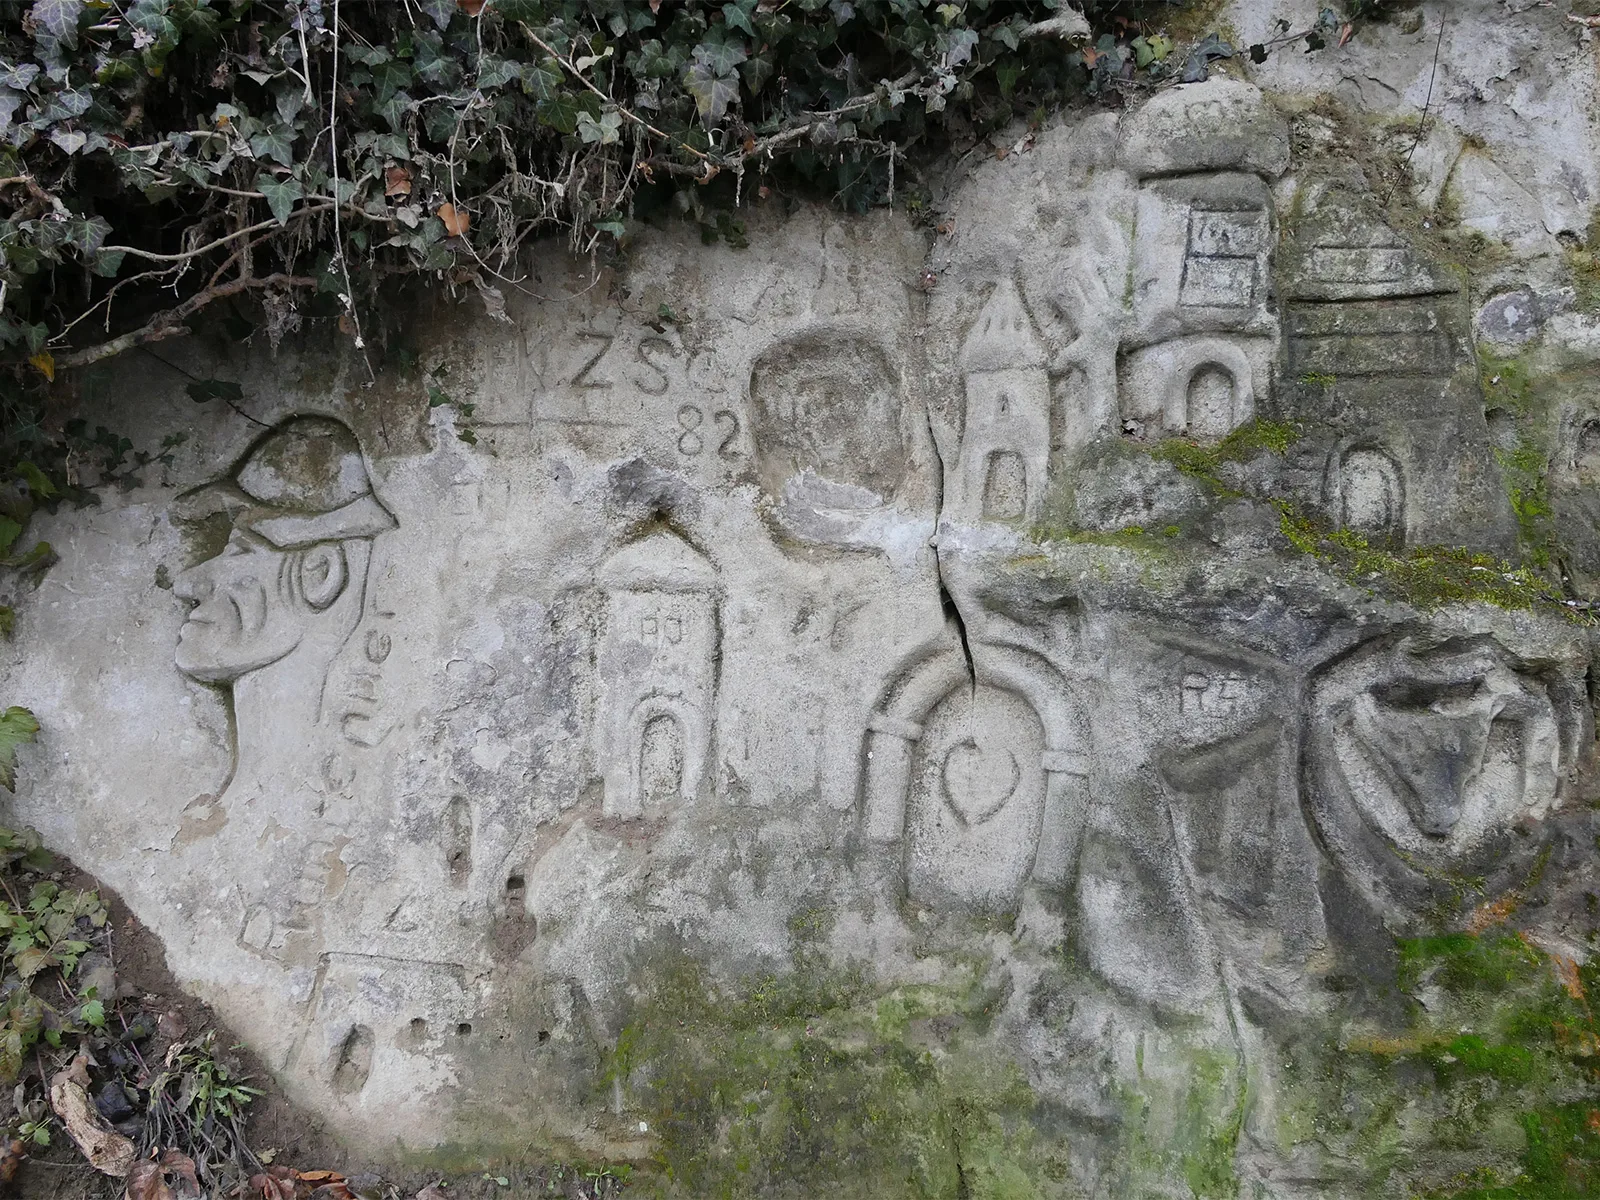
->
<box><xmin>8</xmin><ymin>869</ymin><xmax>626</xmax><ymax>1200</ymax></box>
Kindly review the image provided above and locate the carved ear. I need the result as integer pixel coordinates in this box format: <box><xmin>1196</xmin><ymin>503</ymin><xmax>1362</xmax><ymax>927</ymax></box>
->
<box><xmin>299</xmin><ymin>543</ymin><xmax>348</xmax><ymax>611</ymax></box>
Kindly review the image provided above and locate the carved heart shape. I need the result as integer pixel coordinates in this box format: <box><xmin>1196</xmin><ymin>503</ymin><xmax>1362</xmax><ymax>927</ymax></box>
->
<box><xmin>941</xmin><ymin>739</ymin><xmax>1021</xmax><ymax>826</ymax></box>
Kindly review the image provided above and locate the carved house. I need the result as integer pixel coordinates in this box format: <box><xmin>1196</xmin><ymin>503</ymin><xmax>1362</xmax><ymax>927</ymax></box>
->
<box><xmin>953</xmin><ymin>278</ymin><xmax>1052</xmax><ymax>523</ymax></box>
<box><xmin>595</xmin><ymin>534</ymin><xmax>719</xmax><ymax>819</ymax></box>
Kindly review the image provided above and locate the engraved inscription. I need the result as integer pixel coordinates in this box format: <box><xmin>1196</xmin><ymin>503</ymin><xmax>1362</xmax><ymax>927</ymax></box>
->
<box><xmin>571</xmin><ymin>331</ymin><xmax>615</xmax><ymax>389</ymax></box>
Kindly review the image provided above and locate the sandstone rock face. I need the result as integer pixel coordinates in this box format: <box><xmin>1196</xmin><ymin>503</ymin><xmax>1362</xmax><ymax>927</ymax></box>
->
<box><xmin>6</xmin><ymin>18</ymin><xmax>1600</xmax><ymax>1195</ymax></box>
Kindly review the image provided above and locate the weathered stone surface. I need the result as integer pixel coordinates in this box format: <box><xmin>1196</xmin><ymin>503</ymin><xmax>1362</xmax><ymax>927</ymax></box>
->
<box><xmin>4</xmin><ymin>16</ymin><xmax>1600</xmax><ymax>1196</ymax></box>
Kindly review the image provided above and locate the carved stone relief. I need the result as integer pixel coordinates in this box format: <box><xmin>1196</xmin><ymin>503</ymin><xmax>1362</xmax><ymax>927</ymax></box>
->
<box><xmin>595</xmin><ymin>533</ymin><xmax>719</xmax><ymax>820</ymax></box>
<box><xmin>860</xmin><ymin>640</ymin><xmax>1089</xmax><ymax>910</ymax></box>
<box><xmin>951</xmin><ymin>278</ymin><xmax>1053</xmax><ymax>524</ymax></box>
<box><xmin>1326</xmin><ymin>443</ymin><xmax>1407</xmax><ymax>546</ymax></box>
<box><xmin>7</xmin><ymin>68</ymin><xmax>1599</xmax><ymax>1195</ymax></box>
<box><xmin>1305</xmin><ymin>634</ymin><xmax>1579</xmax><ymax>919</ymax></box>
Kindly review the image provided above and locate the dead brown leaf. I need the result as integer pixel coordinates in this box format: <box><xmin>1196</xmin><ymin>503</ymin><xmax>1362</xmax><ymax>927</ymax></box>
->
<box><xmin>49</xmin><ymin>1054</ymin><xmax>136</xmax><ymax>1177</ymax></box>
<box><xmin>125</xmin><ymin>1160</ymin><xmax>175</xmax><ymax>1200</ymax></box>
<box><xmin>384</xmin><ymin>165</ymin><xmax>412</xmax><ymax>199</ymax></box>
<box><xmin>0</xmin><ymin>1140</ymin><xmax>25</xmax><ymax>1187</ymax></box>
<box><xmin>436</xmin><ymin>202</ymin><xmax>470</xmax><ymax>237</ymax></box>
<box><xmin>415</xmin><ymin>1186</ymin><xmax>449</xmax><ymax>1200</ymax></box>
<box><xmin>1338</xmin><ymin>22</ymin><xmax>1354</xmax><ymax>47</ymax></box>
<box><xmin>158</xmin><ymin>1151</ymin><xmax>201</xmax><ymax>1200</ymax></box>
<box><xmin>338</xmin><ymin>312</ymin><xmax>356</xmax><ymax>336</ymax></box>
<box><xmin>249</xmin><ymin>1167</ymin><xmax>296</xmax><ymax>1200</ymax></box>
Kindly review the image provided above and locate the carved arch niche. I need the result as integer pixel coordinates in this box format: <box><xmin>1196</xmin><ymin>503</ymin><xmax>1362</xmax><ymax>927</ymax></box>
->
<box><xmin>1325</xmin><ymin>443</ymin><xmax>1406</xmax><ymax>548</ymax></box>
<box><xmin>859</xmin><ymin>644</ymin><xmax>1089</xmax><ymax>912</ymax></box>
<box><xmin>1118</xmin><ymin>334</ymin><xmax>1272</xmax><ymax>442</ymax></box>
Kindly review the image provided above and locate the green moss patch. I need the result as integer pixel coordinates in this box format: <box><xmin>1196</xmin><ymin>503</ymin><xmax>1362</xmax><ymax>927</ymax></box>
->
<box><xmin>610</xmin><ymin>956</ymin><xmax>1050</xmax><ymax>1199</ymax></box>
<box><xmin>1152</xmin><ymin>419</ymin><xmax>1299</xmax><ymax>498</ymax></box>
<box><xmin>1277</xmin><ymin>506</ymin><xmax>1577</xmax><ymax>616</ymax></box>
<box><xmin>1286</xmin><ymin>929</ymin><xmax>1600</xmax><ymax>1198</ymax></box>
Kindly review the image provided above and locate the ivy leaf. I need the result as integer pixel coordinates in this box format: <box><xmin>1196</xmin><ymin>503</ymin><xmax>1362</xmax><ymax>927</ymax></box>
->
<box><xmin>942</xmin><ymin>27</ymin><xmax>979</xmax><ymax>69</ymax></box>
<box><xmin>79</xmin><ymin>998</ymin><xmax>104</xmax><ymax>1028</ymax></box>
<box><xmin>0</xmin><ymin>518</ymin><xmax>18</xmax><ymax>557</ymax></box>
<box><xmin>255</xmin><ymin>172</ymin><xmax>303</xmax><ymax>225</ymax></box>
<box><xmin>692</xmin><ymin>37</ymin><xmax>748</xmax><ymax>78</ymax></box>
<box><xmin>0</xmin><ymin>63</ymin><xmax>39</xmax><ymax>91</ymax></box>
<box><xmin>249</xmin><ymin>127</ymin><xmax>295</xmax><ymax>166</ymax></box>
<box><xmin>371</xmin><ymin>58</ymin><xmax>414</xmax><ymax>103</ymax></box>
<box><xmin>477</xmin><ymin>55</ymin><xmax>518</xmax><ymax>90</ymax></box>
<box><xmin>62</xmin><ymin>219</ymin><xmax>108</xmax><ymax>256</ymax></box>
<box><xmin>15</xmin><ymin>461</ymin><xmax>55</xmax><ymax>499</ymax></box>
<box><xmin>30</xmin><ymin>0</ymin><xmax>84</xmax><ymax>51</ymax></box>
<box><xmin>576</xmin><ymin>109</ymin><xmax>623</xmax><ymax>145</ymax></box>
<box><xmin>519</xmin><ymin>59</ymin><xmax>562</xmax><ymax>100</ymax></box>
<box><xmin>0</xmin><ymin>707</ymin><xmax>40</xmax><ymax>792</ymax></box>
<box><xmin>535</xmin><ymin>92</ymin><xmax>585</xmax><ymax>134</ymax></box>
<box><xmin>741</xmin><ymin>55</ymin><xmax>773</xmax><ymax>95</ymax></box>
<box><xmin>90</xmin><ymin>248</ymin><xmax>124</xmax><ymax>277</ymax></box>
<box><xmin>686</xmin><ymin>61</ymin><xmax>739</xmax><ymax>122</ymax></box>
<box><xmin>48</xmin><ymin>128</ymin><xmax>86</xmax><ymax>155</ymax></box>
<box><xmin>0</xmin><ymin>90</ymin><xmax>22</xmax><ymax>138</ymax></box>
<box><xmin>374</xmin><ymin>88</ymin><xmax>413</xmax><ymax>131</ymax></box>
<box><xmin>722</xmin><ymin>2</ymin><xmax>756</xmax><ymax>38</ymax></box>
<box><xmin>417</xmin><ymin>0</ymin><xmax>455</xmax><ymax>29</ymax></box>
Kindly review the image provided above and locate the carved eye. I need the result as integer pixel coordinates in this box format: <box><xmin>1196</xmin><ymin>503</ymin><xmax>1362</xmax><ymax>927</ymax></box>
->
<box><xmin>1371</xmin><ymin>677</ymin><xmax>1482</xmax><ymax>711</ymax></box>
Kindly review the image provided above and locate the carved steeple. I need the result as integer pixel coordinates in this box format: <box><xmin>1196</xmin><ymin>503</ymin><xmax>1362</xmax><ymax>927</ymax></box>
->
<box><xmin>959</xmin><ymin>277</ymin><xmax>1046</xmax><ymax>373</ymax></box>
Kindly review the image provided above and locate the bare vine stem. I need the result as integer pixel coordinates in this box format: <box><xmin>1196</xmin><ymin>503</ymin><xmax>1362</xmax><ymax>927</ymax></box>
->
<box><xmin>328</xmin><ymin>0</ymin><xmax>374</xmax><ymax>381</ymax></box>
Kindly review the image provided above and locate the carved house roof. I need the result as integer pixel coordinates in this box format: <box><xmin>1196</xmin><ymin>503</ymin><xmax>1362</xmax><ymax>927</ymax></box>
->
<box><xmin>959</xmin><ymin>277</ymin><xmax>1047</xmax><ymax>373</ymax></box>
<box><xmin>599</xmin><ymin>532</ymin><xmax>717</xmax><ymax>592</ymax></box>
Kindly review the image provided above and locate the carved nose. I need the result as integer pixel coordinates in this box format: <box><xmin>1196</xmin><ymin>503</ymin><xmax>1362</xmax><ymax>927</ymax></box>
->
<box><xmin>1402</xmin><ymin>755</ymin><xmax>1469</xmax><ymax>837</ymax></box>
<box><xmin>172</xmin><ymin>567</ymin><xmax>209</xmax><ymax>602</ymax></box>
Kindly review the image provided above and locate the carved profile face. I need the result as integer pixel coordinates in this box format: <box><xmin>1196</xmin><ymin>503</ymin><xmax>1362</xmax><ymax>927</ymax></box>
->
<box><xmin>170</xmin><ymin>416</ymin><xmax>396</xmax><ymax>686</ymax></box>
<box><xmin>174</xmin><ymin>530</ymin><xmax>348</xmax><ymax>683</ymax></box>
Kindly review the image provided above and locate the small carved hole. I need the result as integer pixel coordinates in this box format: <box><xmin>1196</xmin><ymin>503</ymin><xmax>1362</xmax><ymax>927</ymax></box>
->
<box><xmin>409</xmin><ymin>1017</ymin><xmax>427</xmax><ymax>1036</ymax></box>
<box><xmin>537</xmin><ymin>1030</ymin><xmax>551</xmax><ymax>1044</ymax></box>
<box><xmin>456</xmin><ymin>1022</ymin><xmax>473</xmax><ymax>1037</ymax></box>
<box><xmin>332</xmin><ymin>1024</ymin><xmax>374</xmax><ymax>1095</ymax></box>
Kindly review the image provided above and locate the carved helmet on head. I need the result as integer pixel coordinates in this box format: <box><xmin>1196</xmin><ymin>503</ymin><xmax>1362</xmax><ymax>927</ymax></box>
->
<box><xmin>176</xmin><ymin>415</ymin><xmax>396</xmax><ymax>546</ymax></box>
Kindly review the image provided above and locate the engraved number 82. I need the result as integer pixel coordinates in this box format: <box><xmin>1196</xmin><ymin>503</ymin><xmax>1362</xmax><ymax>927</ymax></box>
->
<box><xmin>676</xmin><ymin>404</ymin><xmax>739</xmax><ymax>458</ymax></box>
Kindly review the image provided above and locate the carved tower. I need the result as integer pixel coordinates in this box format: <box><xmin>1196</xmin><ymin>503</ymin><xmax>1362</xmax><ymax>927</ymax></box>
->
<box><xmin>954</xmin><ymin>278</ymin><xmax>1051</xmax><ymax>524</ymax></box>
